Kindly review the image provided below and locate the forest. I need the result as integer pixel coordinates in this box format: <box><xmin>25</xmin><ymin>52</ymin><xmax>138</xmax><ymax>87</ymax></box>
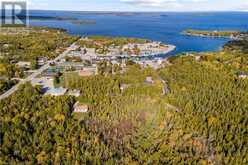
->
<box><xmin>0</xmin><ymin>29</ymin><xmax>248</xmax><ymax>164</ymax></box>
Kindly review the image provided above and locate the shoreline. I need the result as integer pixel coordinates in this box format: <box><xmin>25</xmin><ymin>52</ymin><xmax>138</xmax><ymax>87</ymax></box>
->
<box><xmin>87</xmin><ymin>44</ymin><xmax>176</xmax><ymax>58</ymax></box>
<box><xmin>183</xmin><ymin>32</ymin><xmax>234</xmax><ymax>39</ymax></box>
<box><xmin>129</xmin><ymin>44</ymin><xmax>176</xmax><ymax>57</ymax></box>
<box><xmin>181</xmin><ymin>30</ymin><xmax>242</xmax><ymax>40</ymax></box>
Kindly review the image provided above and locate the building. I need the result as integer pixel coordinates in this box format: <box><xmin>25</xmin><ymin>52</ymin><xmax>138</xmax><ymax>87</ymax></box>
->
<box><xmin>45</xmin><ymin>87</ymin><xmax>67</xmax><ymax>96</ymax></box>
<box><xmin>37</xmin><ymin>57</ymin><xmax>47</xmax><ymax>66</ymax></box>
<box><xmin>58</xmin><ymin>62</ymin><xmax>84</xmax><ymax>70</ymax></box>
<box><xmin>16</xmin><ymin>61</ymin><xmax>31</xmax><ymax>69</ymax></box>
<box><xmin>145</xmin><ymin>76</ymin><xmax>154</xmax><ymax>84</ymax></box>
<box><xmin>73</xmin><ymin>102</ymin><xmax>89</xmax><ymax>113</ymax></box>
<box><xmin>238</xmin><ymin>72</ymin><xmax>248</xmax><ymax>79</ymax></box>
<box><xmin>68</xmin><ymin>51</ymin><xmax>82</xmax><ymax>57</ymax></box>
<box><xmin>195</xmin><ymin>56</ymin><xmax>202</xmax><ymax>62</ymax></box>
<box><xmin>67</xmin><ymin>89</ymin><xmax>81</xmax><ymax>97</ymax></box>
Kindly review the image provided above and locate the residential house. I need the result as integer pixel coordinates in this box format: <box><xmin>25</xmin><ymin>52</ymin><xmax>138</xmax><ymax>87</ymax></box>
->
<box><xmin>73</xmin><ymin>102</ymin><xmax>89</xmax><ymax>113</ymax></box>
<box><xmin>67</xmin><ymin>89</ymin><xmax>81</xmax><ymax>97</ymax></box>
<box><xmin>68</xmin><ymin>51</ymin><xmax>82</xmax><ymax>57</ymax></box>
<box><xmin>37</xmin><ymin>57</ymin><xmax>47</xmax><ymax>66</ymax></box>
<box><xmin>16</xmin><ymin>61</ymin><xmax>31</xmax><ymax>69</ymax></box>
<box><xmin>145</xmin><ymin>76</ymin><xmax>154</xmax><ymax>84</ymax></box>
<box><xmin>238</xmin><ymin>72</ymin><xmax>248</xmax><ymax>79</ymax></box>
<box><xmin>195</xmin><ymin>56</ymin><xmax>202</xmax><ymax>62</ymax></box>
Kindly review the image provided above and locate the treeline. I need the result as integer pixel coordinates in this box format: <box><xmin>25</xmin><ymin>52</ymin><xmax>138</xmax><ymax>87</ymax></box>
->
<box><xmin>0</xmin><ymin>28</ymin><xmax>79</xmax><ymax>62</ymax></box>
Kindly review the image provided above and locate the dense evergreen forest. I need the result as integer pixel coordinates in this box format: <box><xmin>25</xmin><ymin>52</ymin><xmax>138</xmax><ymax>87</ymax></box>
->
<box><xmin>0</xmin><ymin>29</ymin><xmax>248</xmax><ymax>164</ymax></box>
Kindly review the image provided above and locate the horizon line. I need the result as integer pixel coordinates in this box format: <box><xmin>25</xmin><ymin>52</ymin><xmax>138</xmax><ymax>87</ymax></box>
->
<box><xmin>27</xmin><ymin>9</ymin><xmax>248</xmax><ymax>13</ymax></box>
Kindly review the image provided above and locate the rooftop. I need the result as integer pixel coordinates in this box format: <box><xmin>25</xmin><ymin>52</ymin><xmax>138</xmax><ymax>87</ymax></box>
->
<box><xmin>73</xmin><ymin>101</ymin><xmax>89</xmax><ymax>113</ymax></box>
<box><xmin>45</xmin><ymin>87</ymin><xmax>67</xmax><ymax>96</ymax></box>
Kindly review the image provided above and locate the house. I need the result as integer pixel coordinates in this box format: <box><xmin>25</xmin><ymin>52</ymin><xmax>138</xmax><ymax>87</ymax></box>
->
<box><xmin>37</xmin><ymin>57</ymin><xmax>47</xmax><ymax>66</ymax></box>
<box><xmin>3</xmin><ymin>44</ymin><xmax>9</xmax><ymax>48</ymax></box>
<box><xmin>238</xmin><ymin>72</ymin><xmax>248</xmax><ymax>79</ymax></box>
<box><xmin>73</xmin><ymin>102</ymin><xmax>89</xmax><ymax>113</ymax></box>
<box><xmin>145</xmin><ymin>76</ymin><xmax>154</xmax><ymax>84</ymax></box>
<box><xmin>68</xmin><ymin>51</ymin><xmax>82</xmax><ymax>57</ymax></box>
<box><xmin>16</xmin><ymin>61</ymin><xmax>31</xmax><ymax>69</ymax></box>
<box><xmin>45</xmin><ymin>87</ymin><xmax>67</xmax><ymax>96</ymax></box>
<box><xmin>195</xmin><ymin>56</ymin><xmax>202</xmax><ymax>61</ymax></box>
<box><xmin>67</xmin><ymin>89</ymin><xmax>81</xmax><ymax>97</ymax></box>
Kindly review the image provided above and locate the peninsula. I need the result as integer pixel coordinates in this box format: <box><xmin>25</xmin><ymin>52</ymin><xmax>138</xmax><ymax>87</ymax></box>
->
<box><xmin>77</xmin><ymin>36</ymin><xmax>175</xmax><ymax>57</ymax></box>
<box><xmin>183</xmin><ymin>29</ymin><xmax>248</xmax><ymax>40</ymax></box>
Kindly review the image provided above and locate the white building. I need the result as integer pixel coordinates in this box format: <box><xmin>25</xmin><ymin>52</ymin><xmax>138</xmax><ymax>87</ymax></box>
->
<box><xmin>45</xmin><ymin>87</ymin><xmax>67</xmax><ymax>96</ymax></box>
<box><xmin>16</xmin><ymin>61</ymin><xmax>31</xmax><ymax>68</ymax></box>
<box><xmin>67</xmin><ymin>89</ymin><xmax>81</xmax><ymax>97</ymax></box>
<box><xmin>238</xmin><ymin>73</ymin><xmax>248</xmax><ymax>79</ymax></box>
<box><xmin>73</xmin><ymin>102</ymin><xmax>89</xmax><ymax>113</ymax></box>
<box><xmin>145</xmin><ymin>76</ymin><xmax>154</xmax><ymax>84</ymax></box>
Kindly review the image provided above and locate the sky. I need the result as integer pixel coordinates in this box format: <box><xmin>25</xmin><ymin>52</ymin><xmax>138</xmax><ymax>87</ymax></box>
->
<box><xmin>12</xmin><ymin>0</ymin><xmax>248</xmax><ymax>11</ymax></box>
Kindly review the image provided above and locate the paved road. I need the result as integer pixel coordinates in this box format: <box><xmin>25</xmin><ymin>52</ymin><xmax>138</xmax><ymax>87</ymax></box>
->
<box><xmin>0</xmin><ymin>42</ymin><xmax>78</xmax><ymax>101</ymax></box>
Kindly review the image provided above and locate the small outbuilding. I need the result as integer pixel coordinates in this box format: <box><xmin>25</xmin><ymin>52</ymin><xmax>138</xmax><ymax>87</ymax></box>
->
<box><xmin>73</xmin><ymin>102</ymin><xmax>89</xmax><ymax>113</ymax></box>
<box><xmin>238</xmin><ymin>73</ymin><xmax>248</xmax><ymax>79</ymax></box>
<box><xmin>237</xmin><ymin>71</ymin><xmax>248</xmax><ymax>79</ymax></box>
<box><xmin>145</xmin><ymin>76</ymin><xmax>154</xmax><ymax>84</ymax></box>
<box><xmin>67</xmin><ymin>89</ymin><xmax>81</xmax><ymax>97</ymax></box>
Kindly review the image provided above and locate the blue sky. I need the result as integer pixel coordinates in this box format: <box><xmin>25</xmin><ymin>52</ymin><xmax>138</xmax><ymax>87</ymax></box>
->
<box><xmin>28</xmin><ymin>0</ymin><xmax>248</xmax><ymax>11</ymax></box>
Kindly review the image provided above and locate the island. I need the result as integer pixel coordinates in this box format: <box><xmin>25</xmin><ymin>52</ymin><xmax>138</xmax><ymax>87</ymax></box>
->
<box><xmin>183</xmin><ymin>29</ymin><xmax>248</xmax><ymax>40</ymax></box>
<box><xmin>15</xmin><ymin>15</ymin><xmax>97</xmax><ymax>25</ymax></box>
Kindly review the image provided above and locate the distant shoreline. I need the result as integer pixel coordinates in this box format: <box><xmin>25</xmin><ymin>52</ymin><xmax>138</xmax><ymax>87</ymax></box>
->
<box><xmin>3</xmin><ymin>15</ymin><xmax>96</xmax><ymax>25</ymax></box>
<box><xmin>182</xmin><ymin>29</ymin><xmax>241</xmax><ymax>39</ymax></box>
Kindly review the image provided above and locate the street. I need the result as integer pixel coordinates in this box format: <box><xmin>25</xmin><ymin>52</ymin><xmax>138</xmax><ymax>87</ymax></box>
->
<box><xmin>0</xmin><ymin>42</ymin><xmax>78</xmax><ymax>101</ymax></box>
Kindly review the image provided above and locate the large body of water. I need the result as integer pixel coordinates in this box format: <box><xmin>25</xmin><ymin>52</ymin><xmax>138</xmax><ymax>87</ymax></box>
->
<box><xmin>29</xmin><ymin>11</ymin><xmax>248</xmax><ymax>56</ymax></box>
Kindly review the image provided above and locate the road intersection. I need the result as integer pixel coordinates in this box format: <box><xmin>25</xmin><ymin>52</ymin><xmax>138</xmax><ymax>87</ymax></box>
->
<box><xmin>0</xmin><ymin>42</ymin><xmax>78</xmax><ymax>101</ymax></box>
